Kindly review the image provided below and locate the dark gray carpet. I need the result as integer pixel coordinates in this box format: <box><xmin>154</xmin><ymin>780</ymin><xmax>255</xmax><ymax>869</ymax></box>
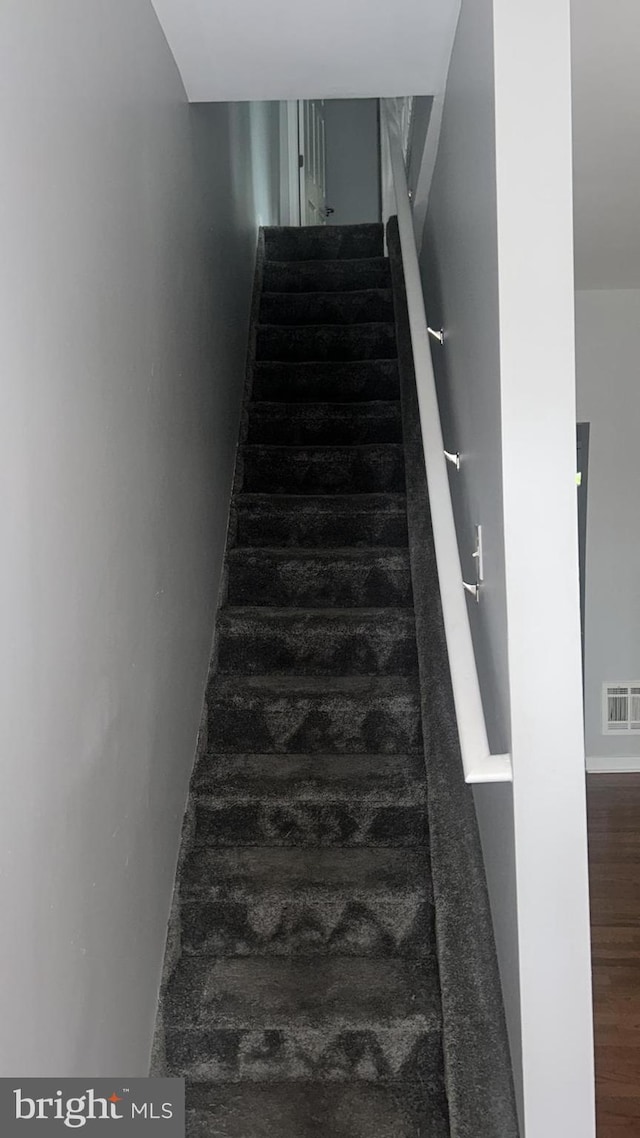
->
<box><xmin>152</xmin><ymin>222</ymin><xmax>517</xmax><ymax>1136</ymax></box>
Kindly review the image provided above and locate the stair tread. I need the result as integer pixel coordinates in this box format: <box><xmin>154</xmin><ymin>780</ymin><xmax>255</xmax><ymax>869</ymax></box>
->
<box><xmin>228</xmin><ymin>545</ymin><xmax>410</xmax><ymax>557</ymax></box>
<box><xmin>252</xmin><ymin>359</ymin><xmax>400</xmax><ymax>402</ymax></box>
<box><xmin>259</xmin><ymin>290</ymin><xmax>394</xmax><ymax>327</ymax></box>
<box><xmin>210</xmin><ymin>674</ymin><xmax>419</xmax><ymax>695</ymax></box>
<box><xmin>181</xmin><ymin>846</ymin><xmax>430</xmax><ymax>891</ymax></box>
<box><xmin>180</xmin><ymin>844</ymin><xmax>434</xmax><ymax>959</ymax></box>
<box><xmin>232</xmin><ymin>494</ymin><xmax>408</xmax><ymax>545</ymax></box>
<box><xmin>240</xmin><ymin>442</ymin><xmax>405</xmax><ymax>496</ymax></box>
<box><xmin>249</xmin><ymin>398</ymin><xmax>400</xmax><ymax>406</ymax></box>
<box><xmin>219</xmin><ymin>605</ymin><xmax>414</xmax><ymax>617</ymax></box>
<box><xmin>236</xmin><ymin>490</ymin><xmax>406</xmax><ymax>499</ymax></box>
<box><xmin>263</xmin><ymin>224</ymin><xmax>383</xmax><ymax>262</ymax></box>
<box><xmin>242</xmin><ymin>441</ymin><xmax>404</xmax><ymax>452</ymax></box>
<box><xmin>192</xmin><ymin>752</ymin><xmax>425</xmax><ymax>796</ymax></box>
<box><xmin>255</xmin><ymin>357</ymin><xmax>398</xmax><ymax>368</ymax></box>
<box><xmin>246</xmin><ymin>402</ymin><xmax>403</xmax><ymax>445</ymax></box>
<box><xmin>261</xmin><ymin>288</ymin><xmax>392</xmax><ymax>299</ymax></box>
<box><xmin>257</xmin><ymin>321</ymin><xmax>396</xmax><ymax>330</ymax></box>
<box><xmin>254</xmin><ymin>358</ymin><xmax>398</xmax><ymax>372</ymax></box>
<box><xmin>207</xmin><ymin>675</ymin><xmax>422</xmax><ymax>757</ymax></box>
<box><xmin>184</xmin><ymin>1081</ymin><xmax>449</xmax><ymax>1138</ymax></box>
<box><xmin>264</xmin><ymin>256</ymin><xmax>389</xmax><ymax>268</ymax></box>
<box><xmin>166</xmin><ymin>956</ymin><xmax>442</xmax><ymax>1029</ymax></box>
<box><xmin>248</xmin><ymin>399</ymin><xmax>400</xmax><ymax>411</ymax></box>
<box><xmin>256</xmin><ymin>323</ymin><xmax>397</xmax><ymax>364</ymax></box>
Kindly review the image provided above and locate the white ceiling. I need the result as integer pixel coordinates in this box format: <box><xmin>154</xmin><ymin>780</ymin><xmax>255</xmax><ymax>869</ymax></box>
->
<box><xmin>572</xmin><ymin>0</ymin><xmax>640</xmax><ymax>289</ymax></box>
<box><xmin>150</xmin><ymin>0</ymin><xmax>459</xmax><ymax>103</ymax></box>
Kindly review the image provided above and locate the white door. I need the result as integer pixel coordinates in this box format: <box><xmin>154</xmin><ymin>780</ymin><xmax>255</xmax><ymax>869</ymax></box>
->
<box><xmin>298</xmin><ymin>100</ymin><xmax>329</xmax><ymax>225</ymax></box>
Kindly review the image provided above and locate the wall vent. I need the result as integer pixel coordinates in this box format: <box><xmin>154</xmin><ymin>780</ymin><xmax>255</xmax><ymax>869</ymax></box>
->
<box><xmin>602</xmin><ymin>682</ymin><xmax>640</xmax><ymax>735</ymax></box>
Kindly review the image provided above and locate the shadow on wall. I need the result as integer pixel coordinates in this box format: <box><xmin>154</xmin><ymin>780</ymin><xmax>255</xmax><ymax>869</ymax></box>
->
<box><xmin>191</xmin><ymin>101</ymin><xmax>281</xmax><ymax>239</ymax></box>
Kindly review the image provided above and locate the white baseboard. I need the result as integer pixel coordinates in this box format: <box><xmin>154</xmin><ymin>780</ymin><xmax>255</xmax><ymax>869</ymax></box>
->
<box><xmin>586</xmin><ymin>755</ymin><xmax>640</xmax><ymax>773</ymax></box>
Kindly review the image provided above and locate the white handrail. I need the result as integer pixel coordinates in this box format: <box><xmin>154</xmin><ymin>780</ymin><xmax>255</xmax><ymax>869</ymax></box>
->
<box><xmin>381</xmin><ymin>100</ymin><xmax>512</xmax><ymax>785</ymax></box>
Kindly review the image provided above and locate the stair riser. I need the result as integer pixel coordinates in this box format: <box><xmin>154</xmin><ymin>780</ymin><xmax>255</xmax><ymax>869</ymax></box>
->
<box><xmin>263</xmin><ymin>258</ymin><xmax>390</xmax><ymax>293</ymax></box>
<box><xmin>192</xmin><ymin>801</ymin><xmax>426</xmax><ymax>848</ymax></box>
<box><xmin>180</xmin><ymin>895</ymin><xmax>432</xmax><ymax>958</ymax></box>
<box><xmin>264</xmin><ymin>224</ymin><xmax>383</xmax><ymax>262</ymax></box>
<box><xmin>260</xmin><ymin>290</ymin><xmax>394</xmax><ymax>326</ymax></box>
<box><xmin>232</xmin><ymin>500</ymin><xmax>409</xmax><ymax>549</ymax></box>
<box><xmin>216</xmin><ymin>613</ymin><xmax>418</xmax><ymax>676</ymax></box>
<box><xmin>252</xmin><ymin>361</ymin><xmax>400</xmax><ymax>403</ymax></box>
<box><xmin>207</xmin><ymin>689</ymin><xmax>422</xmax><ymax>754</ymax></box>
<box><xmin>226</xmin><ymin>553</ymin><xmax>413</xmax><ymax>608</ymax></box>
<box><xmin>246</xmin><ymin>403</ymin><xmax>402</xmax><ymax>446</ymax></box>
<box><xmin>165</xmin><ymin>1026</ymin><xmax>441</xmax><ymax>1084</ymax></box>
<box><xmin>256</xmin><ymin>324</ymin><xmax>396</xmax><ymax>363</ymax></box>
<box><xmin>240</xmin><ymin>445</ymin><xmax>405</xmax><ymax>496</ymax></box>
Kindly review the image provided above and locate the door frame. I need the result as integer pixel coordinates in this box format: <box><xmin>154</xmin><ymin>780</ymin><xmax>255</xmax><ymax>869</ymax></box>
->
<box><xmin>279</xmin><ymin>100</ymin><xmax>300</xmax><ymax>226</ymax></box>
<box><xmin>298</xmin><ymin>99</ymin><xmax>328</xmax><ymax>226</ymax></box>
<box><xmin>577</xmin><ymin>421</ymin><xmax>590</xmax><ymax>678</ymax></box>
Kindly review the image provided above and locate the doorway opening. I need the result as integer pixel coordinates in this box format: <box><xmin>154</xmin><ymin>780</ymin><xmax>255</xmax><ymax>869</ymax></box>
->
<box><xmin>279</xmin><ymin>99</ymin><xmax>381</xmax><ymax>227</ymax></box>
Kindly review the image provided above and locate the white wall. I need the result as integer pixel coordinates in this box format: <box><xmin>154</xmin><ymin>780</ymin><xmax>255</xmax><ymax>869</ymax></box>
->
<box><xmin>0</xmin><ymin>0</ymin><xmax>278</xmax><ymax>1077</ymax></box>
<box><xmin>422</xmin><ymin>0</ymin><xmax>595</xmax><ymax>1133</ymax></box>
<box><xmin>576</xmin><ymin>290</ymin><xmax>640</xmax><ymax>766</ymax></box>
<box><xmin>324</xmin><ymin>100</ymin><xmax>380</xmax><ymax>226</ymax></box>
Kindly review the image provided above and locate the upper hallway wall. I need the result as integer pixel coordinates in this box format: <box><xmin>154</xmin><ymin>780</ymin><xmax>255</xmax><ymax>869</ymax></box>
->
<box><xmin>324</xmin><ymin>99</ymin><xmax>380</xmax><ymax>226</ymax></box>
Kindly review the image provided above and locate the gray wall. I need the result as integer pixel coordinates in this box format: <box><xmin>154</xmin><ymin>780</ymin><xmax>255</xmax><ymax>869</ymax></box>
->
<box><xmin>0</xmin><ymin>0</ymin><xmax>278</xmax><ymax>1076</ymax></box>
<box><xmin>576</xmin><ymin>290</ymin><xmax>640</xmax><ymax>763</ymax></box>
<box><xmin>324</xmin><ymin>100</ymin><xmax>380</xmax><ymax>225</ymax></box>
<box><xmin>420</xmin><ymin>0</ymin><xmax>521</xmax><ymax>1110</ymax></box>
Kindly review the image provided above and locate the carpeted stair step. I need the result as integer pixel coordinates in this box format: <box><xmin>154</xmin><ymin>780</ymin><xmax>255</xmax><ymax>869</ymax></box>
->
<box><xmin>164</xmin><ymin>956</ymin><xmax>442</xmax><ymax>1083</ymax></box>
<box><xmin>179</xmin><ymin>846</ymin><xmax>433</xmax><ymax>957</ymax></box>
<box><xmin>191</xmin><ymin>763</ymin><xmax>426</xmax><ymax>847</ymax></box>
<box><xmin>260</xmin><ymin>289</ymin><xmax>394</xmax><ymax>326</ymax></box>
<box><xmin>192</xmin><ymin>751</ymin><xmax>426</xmax><ymax>800</ymax></box>
<box><xmin>206</xmin><ymin>675</ymin><xmax>422</xmax><ymax>754</ymax></box>
<box><xmin>264</xmin><ymin>223</ymin><xmax>383</xmax><ymax>262</ymax></box>
<box><xmin>184</xmin><ymin>1081</ymin><xmax>450</xmax><ymax>1138</ymax></box>
<box><xmin>190</xmin><ymin>746</ymin><xmax>423</xmax><ymax>855</ymax></box>
<box><xmin>246</xmin><ymin>401</ymin><xmax>402</xmax><ymax>446</ymax></box>
<box><xmin>226</xmin><ymin>548</ymin><xmax>412</xmax><ymax>608</ymax></box>
<box><xmin>263</xmin><ymin>256</ymin><xmax>391</xmax><ymax>294</ymax></box>
<box><xmin>256</xmin><ymin>323</ymin><xmax>396</xmax><ymax>363</ymax></box>
<box><xmin>216</xmin><ymin>608</ymin><xmax>418</xmax><ymax>676</ymax></box>
<box><xmin>190</xmin><ymin>752</ymin><xmax>427</xmax><ymax>848</ymax></box>
<box><xmin>240</xmin><ymin>444</ymin><xmax>405</xmax><ymax>495</ymax></box>
<box><xmin>252</xmin><ymin>360</ymin><xmax>399</xmax><ymax>402</ymax></box>
<box><xmin>189</xmin><ymin>797</ymin><xmax>425</xmax><ymax>851</ymax></box>
<box><xmin>232</xmin><ymin>494</ymin><xmax>408</xmax><ymax>549</ymax></box>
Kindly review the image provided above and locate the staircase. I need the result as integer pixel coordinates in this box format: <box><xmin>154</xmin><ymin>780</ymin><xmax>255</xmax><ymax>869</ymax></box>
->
<box><xmin>159</xmin><ymin>223</ymin><xmax>451</xmax><ymax>1136</ymax></box>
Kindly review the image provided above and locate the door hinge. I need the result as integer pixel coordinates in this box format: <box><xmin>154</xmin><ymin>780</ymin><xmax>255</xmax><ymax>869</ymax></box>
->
<box><xmin>298</xmin><ymin>154</ymin><xmax>304</xmax><ymax>169</ymax></box>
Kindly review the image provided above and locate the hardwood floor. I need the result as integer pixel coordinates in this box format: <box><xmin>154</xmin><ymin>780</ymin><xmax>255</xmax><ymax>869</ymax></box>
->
<box><xmin>588</xmin><ymin>774</ymin><xmax>640</xmax><ymax>1136</ymax></box>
